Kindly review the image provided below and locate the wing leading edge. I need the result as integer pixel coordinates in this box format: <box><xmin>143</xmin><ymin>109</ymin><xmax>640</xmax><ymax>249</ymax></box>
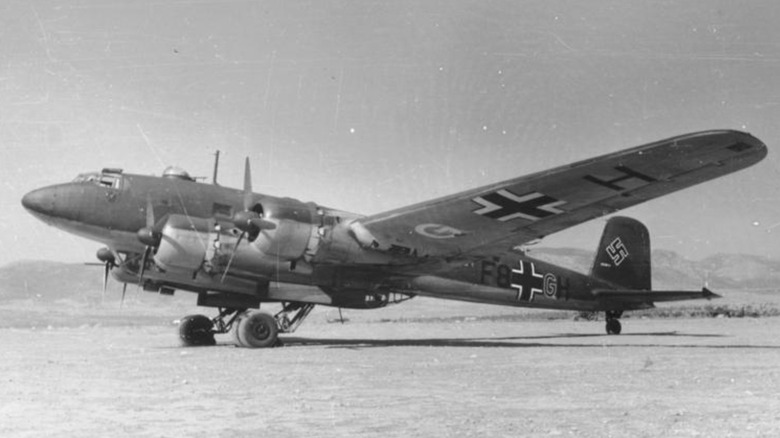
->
<box><xmin>355</xmin><ymin>130</ymin><xmax>767</xmax><ymax>258</ymax></box>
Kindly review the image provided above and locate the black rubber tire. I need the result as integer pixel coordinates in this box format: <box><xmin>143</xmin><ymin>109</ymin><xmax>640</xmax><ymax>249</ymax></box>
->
<box><xmin>606</xmin><ymin>318</ymin><xmax>622</xmax><ymax>335</ymax></box>
<box><xmin>179</xmin><ymin>314</ymin><xmax>216</xmax><ymax>346</ymax></box>
<box><xmin>235</xmin><ymin>312</ymin><xmax>279</xmax><ymax>348</ymax></box>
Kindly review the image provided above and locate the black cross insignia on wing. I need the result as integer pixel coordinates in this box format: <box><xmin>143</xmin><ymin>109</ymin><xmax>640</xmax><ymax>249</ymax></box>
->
<box><xmin>472</xmin><ymin>189</ymin><xmax>566</xmax><ymax>222</ymax></box>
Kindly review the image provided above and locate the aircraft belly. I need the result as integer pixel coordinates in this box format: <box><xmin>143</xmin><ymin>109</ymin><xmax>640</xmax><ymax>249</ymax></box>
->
<box><xmin>265</xmin><ymin>285</ymin><xmax>334</xmax><ymax>305</ymax></box>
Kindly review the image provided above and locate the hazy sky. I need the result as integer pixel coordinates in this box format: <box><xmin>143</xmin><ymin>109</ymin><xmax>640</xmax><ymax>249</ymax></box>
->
<box><xmin>3</xmin><ymin>1</ymin><xmax>780</xmax><ymax>266</ymax></box>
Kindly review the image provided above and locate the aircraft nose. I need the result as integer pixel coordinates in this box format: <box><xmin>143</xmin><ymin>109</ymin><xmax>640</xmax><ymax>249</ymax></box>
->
<box><xmin>21</xmin><ymin>187</ymin><xmax>57</xmax><ymax>216</ymax></box>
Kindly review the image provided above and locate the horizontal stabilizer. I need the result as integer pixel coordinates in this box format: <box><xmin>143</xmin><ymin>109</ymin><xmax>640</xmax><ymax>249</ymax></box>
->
<box><xmin>592</xmin><ymin>287</ymin><xmax>720</xmax><ymax>303</ymax></box>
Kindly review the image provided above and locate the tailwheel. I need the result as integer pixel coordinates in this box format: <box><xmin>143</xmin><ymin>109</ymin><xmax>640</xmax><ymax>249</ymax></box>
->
<box><xmin>234</xmin><ymin>311</ymin><xmax>279</xmax><ymax>349</ymax></box>
<box><xmin>179</xmin><ymin>314</ymin><xmax>216</xmax><ymax>346</ymax></box>
<box><xmin>605</xmin><ymin>310</ymin><xmax>623</xmax><ymax>335</ymax></box>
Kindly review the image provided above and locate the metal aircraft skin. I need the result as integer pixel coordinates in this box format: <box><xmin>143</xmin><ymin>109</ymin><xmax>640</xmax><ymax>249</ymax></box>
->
<box><xmin>22</xmin><ymin>130</ymin><xmax>767</xmax><ymax>347</ymax></box>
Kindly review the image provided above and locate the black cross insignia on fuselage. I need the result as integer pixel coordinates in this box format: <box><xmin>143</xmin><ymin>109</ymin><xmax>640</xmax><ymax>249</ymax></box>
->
<box><xmin>511</xmin><ymin>261</ymin><xmax>544</xmax><ymax>301</ymax></box>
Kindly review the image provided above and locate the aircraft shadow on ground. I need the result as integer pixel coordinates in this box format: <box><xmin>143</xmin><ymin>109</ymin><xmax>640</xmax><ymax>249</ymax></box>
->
<box><xmin>253</xmin><ymin>331</ymin><xmax>780</xmax><ymax>350</ymax></box>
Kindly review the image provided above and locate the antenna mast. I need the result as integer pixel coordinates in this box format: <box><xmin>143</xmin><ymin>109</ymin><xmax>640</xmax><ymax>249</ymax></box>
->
<box><xmin>212</xmin><ymin>150</ymin><xmax>220</xmax><ymax>185</ymax></box>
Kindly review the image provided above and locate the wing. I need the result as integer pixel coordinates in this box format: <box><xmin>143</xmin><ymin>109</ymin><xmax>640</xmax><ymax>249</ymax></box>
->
<box><xmin>353</xmin><ymin>130</ymin><xmax>767</xmax><ymax>258</ymax></box>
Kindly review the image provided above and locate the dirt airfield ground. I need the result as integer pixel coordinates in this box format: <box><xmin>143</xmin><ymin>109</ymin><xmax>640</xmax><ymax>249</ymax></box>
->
<box><xmin>2</xmin><ymin>296</ymin><xmax>780</xmax><ymax>437</ymax></box>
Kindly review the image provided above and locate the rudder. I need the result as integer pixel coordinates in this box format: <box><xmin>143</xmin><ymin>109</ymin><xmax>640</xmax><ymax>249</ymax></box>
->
<box><xmin>591</xmin><ymin>216</ymin><xmax>651</xmax><ymax>290</ymax></box>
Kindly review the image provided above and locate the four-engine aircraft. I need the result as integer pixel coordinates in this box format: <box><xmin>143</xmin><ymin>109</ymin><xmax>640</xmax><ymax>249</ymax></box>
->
<box><xmin>22</xmin><ymin>130</ymin><xmax>767</xmax><ymax>347</ymax></box>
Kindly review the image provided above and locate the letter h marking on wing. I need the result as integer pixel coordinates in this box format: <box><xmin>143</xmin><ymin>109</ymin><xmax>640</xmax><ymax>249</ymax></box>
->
<box><xmin>583</xmin><ymin>166</ymin><xmax>656</xmax><ymax>191</ymax></box>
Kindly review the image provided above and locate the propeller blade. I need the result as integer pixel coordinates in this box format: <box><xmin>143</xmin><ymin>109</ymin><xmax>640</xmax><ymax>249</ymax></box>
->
<box><xmin>138</xmin><ymin>246</ymin><xmax>151</xmax><ymax>286</ymax></box>
<box><xmin>146</xmin><ymin>196</ymin><xmax>155</xmax><ymax>228</ymax></box>
<box><xmin>249</xmin><ymin>217</ymin><xmax>276</xmax><ymax>231</ymax></box>
<box><xmin>120</xmin><ymin>282</ymin><xmax>128</xmax><ymax>309</ymax></box>
<box><xmin>220</xmin><ymin>230</ymin><xmax>246</xmax><ymax>283</ymax></box>
<box><xmin>102</xmin><ymin>261</ymin><xmax>111</xmax><ymax>300</ymax></box>
<box><xmin>243</xmin><ymin>157</ymin><xmax>253</xmax><ymax>211</ymax></box>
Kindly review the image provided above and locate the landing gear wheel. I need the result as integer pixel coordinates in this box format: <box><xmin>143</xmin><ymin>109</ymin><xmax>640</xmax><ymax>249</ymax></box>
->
<box><xmin>606</xmin><ymin>318</ymin><xmax>622</xmax><ymax>335</ymax></box>
<box><xmin>232</xmin><ymin>312</ymin><xmax>246</xmax><ymax>346</ymax></box>
<box><xmin>179</xmin><ymin>314</ymin><xmax>216</xmax><ymax>346</ymax></box>
<box><xmin>234</xmin><ymin>311</ymin><xmax>279</xmax><ymax>348</ymax></box>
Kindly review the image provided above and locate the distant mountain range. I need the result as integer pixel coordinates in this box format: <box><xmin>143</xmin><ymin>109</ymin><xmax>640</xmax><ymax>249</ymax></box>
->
<box><xmin>0</xmin><ymin>260</ymin><xmax>192</xmax><ymax>307</ymax></box>
<box><xmin>1</xmin><ymin>248</ymin><xmax>779</xmax><ymax>305</ymax></box>
<box><xmin>0</xmin><ymin>260</ymin><xmax>101</xmax><ymax>303</ymax></box>
<box><xmin>529</xmin><ymin>247</ymin><xmax>780</xmax><ymax>292</ymax></box>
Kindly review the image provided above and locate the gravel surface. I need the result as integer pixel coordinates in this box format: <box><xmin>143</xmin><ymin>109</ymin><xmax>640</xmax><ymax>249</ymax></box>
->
<box><xmin>2</xmin><ymin>317</ymin><xmax>779</xmax><ymax>437</ymax></box>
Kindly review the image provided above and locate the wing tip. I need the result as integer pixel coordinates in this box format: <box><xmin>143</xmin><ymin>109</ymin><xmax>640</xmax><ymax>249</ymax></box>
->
<box><xmin>702</xmin><ymin>287</ymin><xmax>722</xmax><ymax>300</ymax></box>
<box><xmin>692</xmin><ymin>129</ymin><xmax>769</xmax><ymax>169</ymax></box>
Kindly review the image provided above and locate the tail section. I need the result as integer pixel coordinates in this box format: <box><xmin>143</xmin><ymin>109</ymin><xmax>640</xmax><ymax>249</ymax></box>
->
<box><xmin>591</xmin><ymin>216</ymin><xmax>651</xmax><ymax>290</ymax></box>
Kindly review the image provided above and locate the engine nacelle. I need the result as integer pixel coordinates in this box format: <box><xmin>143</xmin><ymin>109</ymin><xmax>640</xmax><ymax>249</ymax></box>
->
<box><xmin>253</xmin><ymin>219</ymin><xmax>316</xmax><ymax>261</ymax></box>
<box><xmin>151</xmin><ymin>198</ymin><xmax>321</xmax><ymax>280</ymax></box>
<box><xmin>153</xmin><ymin>214</ymin><xmax>213</xmax><ymax>273</ymax></box>
<box><xmin>249</xmin><ymin>199</ymin><xmax>319</xmax><ymax>262</ymax></box>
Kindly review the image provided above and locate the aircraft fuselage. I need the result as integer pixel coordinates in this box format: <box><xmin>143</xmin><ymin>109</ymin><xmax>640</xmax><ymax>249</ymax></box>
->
<box><xmin>22</xmin><ymin>167</ymin><xmax>619</xmax><ymax>312</ymax></box>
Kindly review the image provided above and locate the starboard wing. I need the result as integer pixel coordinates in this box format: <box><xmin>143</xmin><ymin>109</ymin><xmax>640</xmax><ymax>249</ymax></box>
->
<box><xmin>353</xmin><ymin>130</ymin><xmax>767</xmax><ymax>258</ymax></box>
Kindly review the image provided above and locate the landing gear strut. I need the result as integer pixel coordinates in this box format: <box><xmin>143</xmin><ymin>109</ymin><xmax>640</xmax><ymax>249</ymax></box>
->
<box><xmin>275</xmin><ymin>302</ymin><xmax>315</xmax><ymax>333</ymax></box>
<box><xmin>605</xmin><ymin>310</ymin><xmax>623</xmax><ymax>335</ymax></box>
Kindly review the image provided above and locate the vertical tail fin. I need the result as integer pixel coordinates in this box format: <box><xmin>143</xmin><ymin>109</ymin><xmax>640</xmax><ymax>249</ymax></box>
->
<box><xmin>591</xmin><ymin>216</ymin><xmax>651</xmax><ymax>290</ymax></box>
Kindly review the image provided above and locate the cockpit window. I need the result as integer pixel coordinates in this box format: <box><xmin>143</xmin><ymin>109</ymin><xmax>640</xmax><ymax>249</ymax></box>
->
<box><xmin>73</xmin><ymin>172</ymin><xmax>122</xmax><ymax>189</ymax></box>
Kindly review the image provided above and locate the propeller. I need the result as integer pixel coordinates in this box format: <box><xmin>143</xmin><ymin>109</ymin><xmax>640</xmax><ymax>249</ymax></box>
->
<box><xmin>231</xmin><ymin>158</ymin><xmax>276</xmax><ymax>239</ymax></box>
<box><xmin>136</xmin><ymin>196</ymin><xmax>161</xmax><ymax>287</ymax></box>
<box><xmin>220</xmin><ymin>158</ymin><xmax>275</xmax><ymax>282</ymax></box>
<box><xmin>93</xmin><ymin>248</ymin><xmax>129</xmax><ymax>308</ymax></box>
<box><xmin>95</xmin><ymin>247</ymin><xmax>116</xmax><ymax>301</ymax></box>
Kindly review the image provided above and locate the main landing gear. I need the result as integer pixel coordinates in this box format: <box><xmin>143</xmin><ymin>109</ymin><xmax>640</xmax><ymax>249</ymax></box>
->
<box><xmin>178</xmin><ymin>303</ymin><xmax>316</xmax><ymax>348</ymax></box>
<box><xmin>605</xmin><ymin>310</ymin><xmax>623</xmax><ymax>335</ymax></box>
